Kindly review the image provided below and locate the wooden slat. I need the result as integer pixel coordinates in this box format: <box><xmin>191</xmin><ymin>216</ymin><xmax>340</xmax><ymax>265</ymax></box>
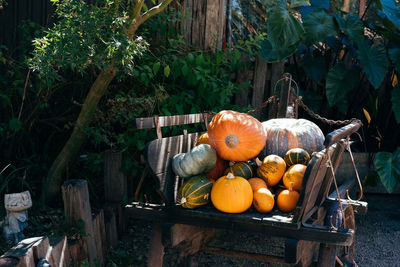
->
<box><xmin>323</xmin><ymin>120</ymin><xmax>362</xmax><ymax>147</ymax></box>
<box><xmin>217</xmin><ymin>0</ymin><xmax>226</xmax><ymax>49</ymax></box>
<box><xmin>181</xmin><ymin>0</ymin><xmax>193</xmax><ymax>45</ymax></box>
<box><xmin>145</xmin><ymin>132</ymin><xmax>201</xmax><ymax>203</ymax></box>
<box><xmin>134</xmin><ymin>113</ymin><xmax>213</xmax><ymax>129</ymax></box>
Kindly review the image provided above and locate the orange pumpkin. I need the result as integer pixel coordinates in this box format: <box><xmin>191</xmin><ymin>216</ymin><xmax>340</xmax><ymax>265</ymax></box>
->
<box><xmin>257</xmin><ymin>155</ymin><xmax>286</xmax><ymax>187</ymax></box>
<box><xmin>260</xmin><ymin>118</ymin><xmax>324</xmax><ymax>158</ymax></box>
<box><xmin>208</xmin><ymin>110</ymin><xmax>266</xmax><ymax>161</ymax></box>
<box><xmin>282</xmin><ymin>164</ymin><xmax>306</xmax><ymax>191</ymax></box>
<box><xmin>211</xmin><ymin>172</ymin><xmax>253</xmax><ymax>213</ymax></box>
<box><xmin>276</xmin><ymin>183</ymin><xmax>300</xmax><ymax>212</ymax></box>
<box><xmin>248</xmin><ymin>178</ymin><xmax>268</xmax><ymax>192</ymax></box>
<box><xmin>196</xmin><ymin>132</ymin><xmax>210</xmax><ymax>146</ymax></box>
<box><xmin>253</xmin><ymin>187</ymin><xmax>275</xmax><ymax>213</ymax></box>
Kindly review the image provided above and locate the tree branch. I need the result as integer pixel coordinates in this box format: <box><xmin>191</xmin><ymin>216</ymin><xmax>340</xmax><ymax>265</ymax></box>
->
<box><xmin>131</xmin><ymin>0</ymin><xmax>145</xmax><ymax>22</ymax></box>
<box><xmin>137</xmin><ymin>0</ymin><xmax>173</xmax><ymax>28</ymax></box>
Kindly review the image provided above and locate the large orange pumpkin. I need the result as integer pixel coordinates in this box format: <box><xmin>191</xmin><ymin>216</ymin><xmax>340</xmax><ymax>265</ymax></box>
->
<box><xmin>260</xmin><ymin>118</ymin><xmax>324</xmax><ymax>158</ymax></box>
<box><xmin>208</xmin><ymin>110</ymin><xmax>266</xmax><ymax>161</ymax></box>
<box><xmin>211</xmin><ymin>172</ymin><xmax>253</xmax><ymax>213</ymax></box>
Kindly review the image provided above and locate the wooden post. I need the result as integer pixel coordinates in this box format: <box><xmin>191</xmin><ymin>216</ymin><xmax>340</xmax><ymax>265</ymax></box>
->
<box><xmin>92</xmin><ymin>209</ymin><xmax>106</xmax><ymax>266</ymax></box>
<box><xmin>104</xmin><ymin>150</ymin><xmax>127</xmax><ymax>235</ymax></box>
<box><xmin>61</xmin><ymin>179</ymin><xmax>98</xmax><ymax>266</ymax></box>
<box><xmin>147</xmin><ymin>222</ymin><xmax>165</xmax><ymax>267</ymax></box>
<box><xmin>277</xmin><ymin>76</ymin><xmax>291</xmax><ymax>118</ymax></box>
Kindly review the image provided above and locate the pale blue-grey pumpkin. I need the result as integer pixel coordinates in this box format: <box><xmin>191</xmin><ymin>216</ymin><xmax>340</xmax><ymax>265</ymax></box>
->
<box><xmin>172</xmin><ymin>144</ymin><xmax>217</xmax><ymax>178</ymax></box>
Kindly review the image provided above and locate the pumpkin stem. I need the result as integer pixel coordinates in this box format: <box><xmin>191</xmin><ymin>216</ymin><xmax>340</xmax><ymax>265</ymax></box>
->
<box><xmin>229</xmin><ymin>161</ymin><xmax>235</xmax><ymax>167</ymax></box>
<box><xmin>226</xmin><ymin>172</ymin><xmax>235</xmax><ymax>179</ymax></box>
<box><xmin>225</xmin><ymin>135</ymin><xmax>239</xmax><ymax>148</ymax></box>
<box><xmin>180</xmin><ymin>197</ymin><xmax>187</xmax><ymax>204</ymax></box>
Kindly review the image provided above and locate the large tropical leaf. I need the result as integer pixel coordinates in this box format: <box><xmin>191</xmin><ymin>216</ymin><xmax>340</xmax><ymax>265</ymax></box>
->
<box><xmin>392</xmin><ymin>85</ymin><xmax>400</xmax><ymax>124</ymax></box>
<box><xmin>379</xmin><ymin>0</ymin><xmax>400</xmax><ymax>30</ymax></box>
<box><xmin>266</xmin><ymin>1</ymin><xmax>305</xmax><ymax>48</ymax></box>
<box><xmin>374</xmin><ymin>148</ymin><xmax>400</xmax><ymax>193</ymax></box>
<box><xmin>389</xmin><ymin>48</ymin><xmax>400</xmax><ymax>73</ymax></box>
<box><xmin>290</xmin><ymin>0</ymin><xmax>310</xmax><ymax>8</ymax></box>
<box><xmin>325</xmin><ymin>62</ymin><xmax>358</xmax><ymax>111</ymax></box>
<box><xmin>303</xmin><ymin>9</ymin><xmax>337</xmax><ymax>46</ymax></box>
<box><xmin>260</xmin><ymin>39</ymin><xmax>299</xmax><ymax>63</ymax></box>
<box><xmin>300</xmin><ymin>0</ymin><xmax>329</xmax><ymax>18</ymax></box>
<box><xmin>335</xmin><ymin>14</ymin><xmax>365</xmax><ymax>44</ymax></box>
<box><xmin>357</xmin><ymin>42</ymin><xmax>389</xmax><ymax>89</ymax></box>
<box><xmin>301</xmin><ymin>54</ymin><xmax>326</xmax><ymax>83</ymax></box>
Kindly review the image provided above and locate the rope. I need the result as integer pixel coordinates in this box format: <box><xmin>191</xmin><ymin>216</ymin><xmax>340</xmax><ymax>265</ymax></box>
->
<box><xmin>247</xmin><ymin>95</ymin><xmax>276</xmax><ymax>115</ymax></box>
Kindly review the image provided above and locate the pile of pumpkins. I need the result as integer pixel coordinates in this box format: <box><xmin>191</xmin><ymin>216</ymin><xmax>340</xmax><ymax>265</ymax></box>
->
<box><xmin>173</xmin><ymin>110</ymin><xmax>325</xmax><ymax>214</ymax></box>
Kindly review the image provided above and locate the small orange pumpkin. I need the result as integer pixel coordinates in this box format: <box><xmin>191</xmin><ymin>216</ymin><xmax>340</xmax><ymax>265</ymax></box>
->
<box><xmin>282</xmin><ymin>164</ymin><xmax>306</xmax><ymax>191</ymax></box>
<box><xmin>208</xmin><ymin>110</ymin><xmax>266</xmax><ymax>162</ymax></box>
<box><xmin>248</xmin><ymin>178</ymin><xmax>268</xmax><ymax>192</ymax></box>
<box><xmin>257</xmin><ymin>155</ymin><xmax>286</xmax><ymax>187</ymax></box>
<box><xmin>276</xmin><ymin>182</ymin><xmax>300</xmax><ymax>212</ymax></box>
<box><xmin>211</xmin><ymin>172</ymin><xmax>253</xmax><ymax>213</ymax></box>
<box><xmin>196</xmin><ymin>132</ymin><xmax>210</xmax><ymax>146</ymax></box>
<box><xmin>253</xmin><ymin>187</ymin><xmax>275</xmax><ymax>213</ymax></box>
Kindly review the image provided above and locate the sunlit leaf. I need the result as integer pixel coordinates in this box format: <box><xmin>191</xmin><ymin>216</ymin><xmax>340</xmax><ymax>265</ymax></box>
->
<box><xmin>301</xmin><ymin>54</ymin><xmax>326</xmax><ymax>82</ymax></box>
<box><xmin>363</xmin><ymin>108</ymin><xmax>372</xmax><ymax>124</ymax></box>
<box><xmin>290</xmin><ymin>0</ymin><xmax>310</xmax><ymax>9</ymax></box>
<box><xmin>392</xmin><ymin>72</ymin><xmax>398</xmax><ymax>87</ymax></box>
<box><xmin>325</xmin><ymin>62</ymin><xmax>358</xmax><ymax>109</ymax></box>
<box><xmin>374</xmin><ymin>148</ymin><xmax>400</xmax><ymax>193</ymax></box>
<box><xmin>357</xmin><ymin>42</ymin><xmax>389</xmax><ymax>89</ymax></box>
<box><xmin>336</xmin><ymin>14</ymin><xmax>364</xmax><ymax>44</ymax></box>
<box><xmin>153</xmin><ymin>61</ymin><xmax>160</xmax><ymax>75</ymax></box>
<box><xmin>303</xmin><ymin>9</ymin><xmax>337</xmax><ymax>46</ymax></box>
<box><xmin>379</xmin><ymin>0</ymin><xmax>400</xmax><ymax>30</ymax></box>
<box><xmin>392</xmin><ymin>85</ymin><xmax>400</xmax><ymax>123</ymax></box>
<box><xmin>164</xmin><ymin>65</ymin><xmax>170</xmax><ymax>78</ymax></box>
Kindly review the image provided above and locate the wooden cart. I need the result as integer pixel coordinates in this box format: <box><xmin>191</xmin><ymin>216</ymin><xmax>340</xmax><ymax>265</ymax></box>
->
<box><xmin>126</xmin><ymin>112</ymin><xmax>367</xmax><ymax>267</ymax></box>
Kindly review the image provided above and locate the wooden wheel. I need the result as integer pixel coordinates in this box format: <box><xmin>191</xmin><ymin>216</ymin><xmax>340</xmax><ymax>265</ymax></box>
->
<box><xmin>317</xmin><ymin>205</ymin><xmax>357</xmax><ymax>267</ymax></box>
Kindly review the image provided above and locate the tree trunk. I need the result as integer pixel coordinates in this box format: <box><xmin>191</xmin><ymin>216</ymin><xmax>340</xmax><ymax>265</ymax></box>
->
<box><xmin>46</xmin><ymin>66</ymin><xmax>116</xmax><ymax>201</ymax></box>
<box><xmin>45</xmin><ymin>0</ymin><xmax>173</xmax><ymax>202</ymax></box>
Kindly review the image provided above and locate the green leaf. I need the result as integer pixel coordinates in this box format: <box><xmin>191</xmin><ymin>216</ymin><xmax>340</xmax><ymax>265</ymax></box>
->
<box><xmin>303</xmin><ymin>9</ymin><xmax>337</xmax><ymax>45</ymax></box>
<box><xmin>325</xmin><ymin>62</ymin><xmax>358</xmax><ymax>109</ymax></box>
<box><xmin>357</xmin><ymin>42</ymin><xmax>389</xmax><ymax>89</ymax></box>
<box><xmin>374</xmin><ymin>148</ymin><xmax>400</xmax><ymax>193</ymax></box>
<box><xmin>153</xmin><ymin>62</ymin><xmax>160</xmax><ymax>75</ymax></box>
<box><xmin>389</xmin><ymin>48</ymin><xmax>400</xmax><ymax>73</ymax></box>
<box><xmin>9</xmin><ymin>118</ymin><xmax>23</xmax><ymax>132</ymax></box>
<box><xmin>379</xmin><ymin>0</ymin><xmax>400</xmax><ymax>30</ymax></box>
<box><xmin>301</xmin><ymin>54</ymin><xmax>326</xmax><ymax>82</ymax></box>
<box><xmin>260</xmin><ymin>39</ymin><xmax>299</xmax><ymax>63</ymax></box>
<box><xmin>164</xmin><ymin>65</ymin><xmax>170</xmax><ymax>78</ymax></box>
<box><xmin>266</xmin><ymin>1</ymin><xmax>305</xmax><ymax>48</ymax></box>
<box><xmin>335</xmin><ymin>14</ymin><xmax>364</xmax><ymax>44</ymax></box>
<box><xmin>181</xmin><ymin>64</ymin><xmax>190</xmax><ymax>77</ymax></box>
<box><xmin>392</xmin><ymin>85</ymin><xmax>400</xmax><ymax>124</ymax></box>
<box><xmin>290</xmin><ymin>0</ymin><xmax>310</xmax><ymax>8</ymax></box>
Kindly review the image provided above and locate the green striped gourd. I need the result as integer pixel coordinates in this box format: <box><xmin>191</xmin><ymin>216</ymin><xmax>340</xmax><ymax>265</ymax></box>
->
<box><xmin>284</xmin><ymin>148</ymin><xmax>310</xmax><ymax>167</ymax></box>
<box><xmin>223</xmin><ymin>161</ymin><xmax>253</xmax><ymax>179</ymax></box>
<box><xmin>177</xmin><ymin>175</ymin><xmax>213</xmax><ymax>209</ymax></box>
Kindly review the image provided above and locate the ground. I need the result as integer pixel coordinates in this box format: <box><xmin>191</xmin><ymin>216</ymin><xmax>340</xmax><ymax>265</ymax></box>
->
<box><xmin>111</xmin><ymin>193</ymin><xmax>400</xmax><ymax>267</ymax></box>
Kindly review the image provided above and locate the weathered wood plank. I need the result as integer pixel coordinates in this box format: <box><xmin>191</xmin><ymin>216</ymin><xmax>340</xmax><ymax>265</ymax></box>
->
<box><xmin>104</xmin><ymin>208</ymin><xmax>119</xmax><ymax>249</ymax></box>
<box><xmin>104</xmin><ymin>150</ymin><xmax>127</xmax><ymax>203</ymax></box>
<box><xmin>134</xmin><ymin>113</ymin><xmax>213</xmax><ymax>130</ymax></box>
<box><xmin>181</xmin><ymin>0</ymin><xmax>193</xmax><ymax>45</ymax></box>
<box><xmin>252</xmin><ymin>56</ymin><xmax>268</xmax><ymax>119</ymax></box>
<box><xmin>48</xmin><ymin>236</ymin><xmax>70</xmax><ymax>267</ymax></box>
<box><xmin>277</xmin><ymin>76</ymin><xmax>291</xmax><ymax>118</ymax></box>
<box><xmin>147</xmin><ymin>222</ymin><xmax>164</xmax><ymax>267</ymax></box>
<box><xmin>323</xmin><ymin>120</ymin><xmax>362</xmax><ymax>147</ymax></box>
<box><xmin>61</xmin><ymin>180</ymin><xmax>97</xmax><ymax>266</ymax></box>
<box><xmin>217</xmin><ymin>0</ymin><xmax>226</xmax><ymax>49</ymax></box>
<box><xmin>191</xmin><ymin>1</ymin><xmax>206</xmax><ymax>48</ymax></box>
<box><xmin>92</xmin><ymin>210</ymin><xmax>105</xmax><ymax>266</ymax></box>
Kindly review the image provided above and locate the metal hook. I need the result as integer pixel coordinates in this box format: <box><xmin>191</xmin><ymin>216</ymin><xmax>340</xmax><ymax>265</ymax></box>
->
<box><xmin>345</xmin><ymin>138</ymin><xmax>364</xmax><ymax>201</ymax></box>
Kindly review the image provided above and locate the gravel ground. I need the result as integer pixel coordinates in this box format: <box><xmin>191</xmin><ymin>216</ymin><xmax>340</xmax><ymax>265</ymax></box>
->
<box><xmin>113</xmin><ymin>193</ymin><xmax>400</xmax><ymax>267</ymax></box>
